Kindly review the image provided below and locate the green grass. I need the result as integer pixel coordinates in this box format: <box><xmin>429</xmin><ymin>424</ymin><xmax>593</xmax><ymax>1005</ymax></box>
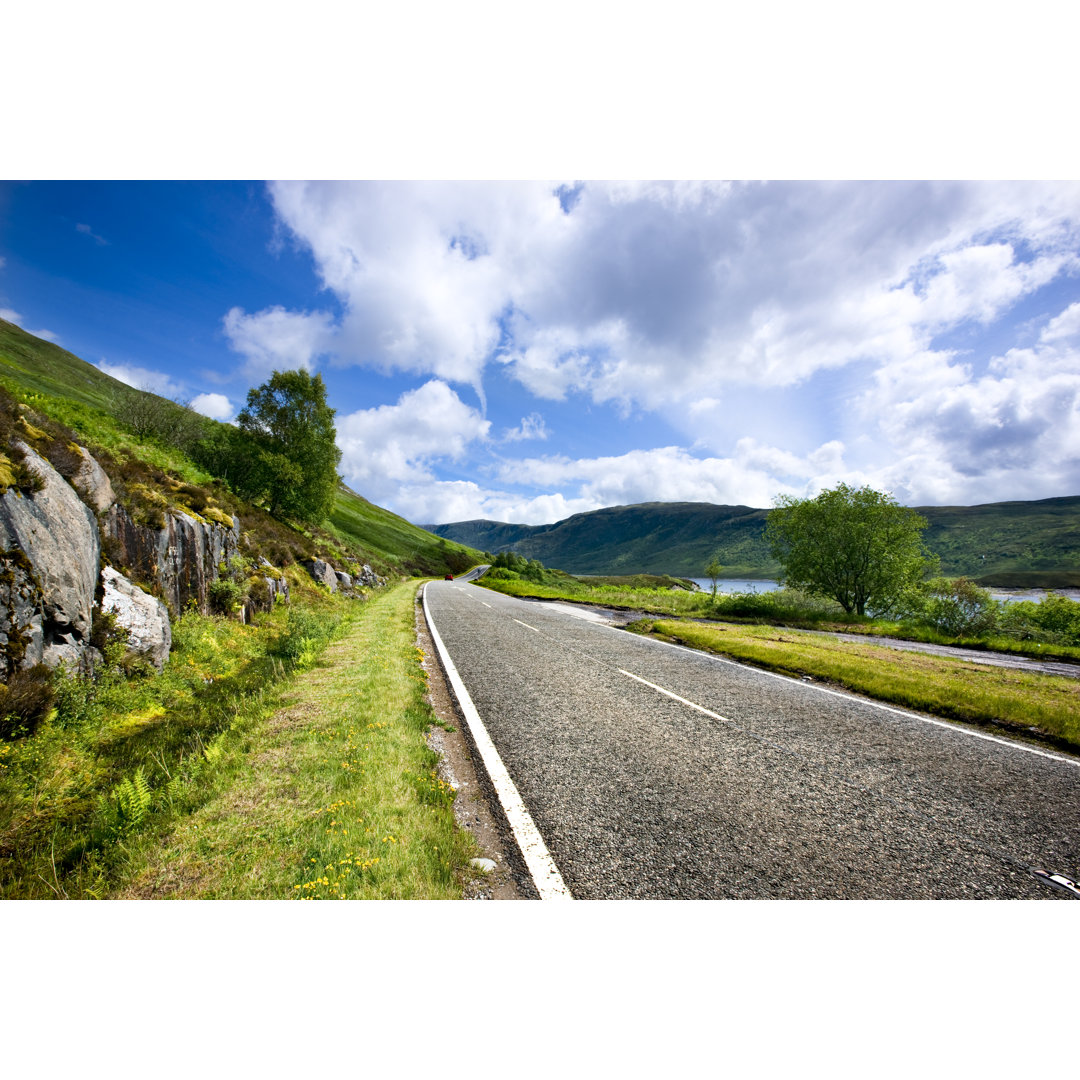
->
<box><xmin>635</xmin><ymin>619</ymin><xmax>1080</xmax><ymax>752</ymax></box>
<box><xmin>326</xmin><ymin>484</ymin><xmax>482</xmax><ymax>578</ymax></box>
<box><xmin>113</xmin><ymin>581</ymin><xmax>479</xmax><ymax>899</ymax></box>
<box><xmin>0</xmin><ymin>572</ymin><xmax>349</xmax><ymax>898</ymax></box>
<box><xmin>478</xmin><ymin>573</ymin><xmax>1080</xmax><ymax>664</ymax></box>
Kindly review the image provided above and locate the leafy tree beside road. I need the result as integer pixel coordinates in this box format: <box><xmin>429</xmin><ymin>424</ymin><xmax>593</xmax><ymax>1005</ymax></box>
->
<box><xmin>235</xmin><ymin>369</ymin><xmax>342</xmax><ymax>525</ymax></box>
<box><xmin>765</xmin><ymin>483</ymin><xmax>935</xmax><ymax>615</ymax></box>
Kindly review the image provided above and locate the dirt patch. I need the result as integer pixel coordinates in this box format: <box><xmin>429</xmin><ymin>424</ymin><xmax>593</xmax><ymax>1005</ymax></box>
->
<box><xmin>414</xmin><ymin>592</ymin><xmax>531</xmax><ymax>900</ymax></box>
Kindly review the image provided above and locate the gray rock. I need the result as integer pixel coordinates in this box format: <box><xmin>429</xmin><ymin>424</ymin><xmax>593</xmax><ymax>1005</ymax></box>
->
<box><xmin>100</xmin><ymin>565</ymin><xmax>172</xmax><ymax>670</ymax></box>
<box><xmin>470</xmin><ymin>858</ymin><xmax>497</xmax><ymax>873</ymax></box>
<box><xmin>69</xmin><ymin>444</ymin><xmax>115</xmax><ymax>513</ymax></box>
<box><xmin>335</xmin><ymin>571</ymin><xmax>353</xmax><ymax>589</ymax></box>
<box><xmin>303</xmin><ymin>558</ymin><xmax>338</xmax><ymax>592</ymax></box>
<box><xmin>0</xmin><ymin>442</ymin><xmax>100</xmax><ymax>646</ymax></box>
<box><xmin>105</xmin><ymin>504</ymin><xmax>241</xmax><ymax>616</ymax></box>
<box><xmin>0</xmin><ymin>550</ymin><xmax>44</xmax><ymax>669</ymax></box>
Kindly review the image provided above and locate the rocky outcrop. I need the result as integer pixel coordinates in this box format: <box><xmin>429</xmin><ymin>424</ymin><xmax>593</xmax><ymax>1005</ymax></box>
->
<box><xmin>0</xmin><ymin>443</ymin><xmax>100</xmax><ymax>668</ymax></box>
<box><xmin>0</xmin><ymin>550</ymin><xmax>44</xmax><ymax>671</ymax></box>
<box><xmin>70</xmin><ymin>444</ymin><xmax>115</xmax><ymax>513</ymax></box>
<box><xmin>105</xmin><ymin>504</ymin><xmax>240</xmax><ymax>616</ymax></box>
<box><xmin>356</xmin><ymin>564</ymin><xmax>385</xmax><ymax>588</ymax></box>
<box><xmin>303</xmin><ymin>558</ymin><xmax>338</xmax><ymax>592</ymax></box>
<box><xmin>101</xmin><ymin>566</ymin><xmax>172</xmax><ymax>670</ymax></box>
<box><xmin>335</xmin><ymin>571</ymin><xmax>353</xmax><ymax>589</ymax></box>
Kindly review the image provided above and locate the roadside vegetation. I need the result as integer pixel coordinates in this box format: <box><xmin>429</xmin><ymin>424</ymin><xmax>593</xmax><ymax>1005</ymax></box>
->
<box><xmin>114</xmin><ymin>580</ymin><xmax>478</xmax><ymax>899</ymax></box>
<box><xmin>0</xmin><ymin>579</ymin><xmax>479</xmax><ymax>898</ymax></box>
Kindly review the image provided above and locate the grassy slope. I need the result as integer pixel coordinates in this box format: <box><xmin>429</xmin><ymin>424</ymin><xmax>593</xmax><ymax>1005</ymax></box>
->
<box><xmin>434</xmin><ymin>496</ymin><xmax>1080</xmax><ymax>583</ymax></box>
<box><xmin>0</xmin><ymin>318</ymin><xmax>482</xmax><ymax>576</ymax></box>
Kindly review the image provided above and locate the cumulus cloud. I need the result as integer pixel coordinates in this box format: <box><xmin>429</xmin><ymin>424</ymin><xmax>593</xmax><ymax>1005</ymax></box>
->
<box><xmin>852</xmin><ymin>298</ymin><xmax>1080</xmax><ymax>504</ymax></box>
<box><xmin>250</xmin><ymin>181</ymin><xmax>1080</xmax><ymax>515</ymax></box>
<box><xmin>502</xmin><ymin>412</ymin><xmax>549</xmax><ymax>442</ymax></box>
<box><xmin>336</xmin><ymin>380</ymin><xmax>490</xmax><ymax>508</ymax></box>
<box><xmin>189</xmin><ymin>392</ymin><xmax>235</xmax><ymax>421</ymax></box>
<box><xmin>96</xmin><ymin>360</ymin><xmax>183</xmax><ymax>397</ymax></box>
<box><xmin>263</xmin><ymin>181</ymin><xmax>1080</xmax><ymax>405</ymax></box>
<box><xmin>223</xmin><ymin>305</ymin><xmax>336</xmax><ymax>376</ymax></box>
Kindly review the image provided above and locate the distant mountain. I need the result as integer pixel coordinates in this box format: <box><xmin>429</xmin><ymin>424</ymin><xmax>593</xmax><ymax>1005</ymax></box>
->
<box><xmin>427</xmin><ymin>496</ymin><xmax>1080</xmax><ymax>586</ymax></box>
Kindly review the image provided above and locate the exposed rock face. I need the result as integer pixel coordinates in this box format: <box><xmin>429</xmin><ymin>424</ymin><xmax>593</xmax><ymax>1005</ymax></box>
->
<box><xmin>0</xmin><ymin>550</ymin><xmax>44</xmax><ymax>670</ymax></box>
<box><xmin>0</xmin><ymin>443</ymin><xmax>100</xmax><ymax>664</ymax></box>
<box><xmin>303</xmin><ymin>558</ymin><xmax>338</xmax><ymax>592</ymax></box>
<box><xmin>70</xmin><ymin>445</ymin><xmax>115</xmax><ymax>514</ymax></box>
<box><xmin>101</xmin><ymin>566</ymin><xmax>172</xmax><ymax>670</ymax></box>
<box><xmin>105</xmin><ymin>505</ymin><xmax>240</xmax><ymax>616</ymax></box>
<box><xmin>335</xmin><ymin>571</ymin><xmax>353</xmax><ymax>589</ymax></box>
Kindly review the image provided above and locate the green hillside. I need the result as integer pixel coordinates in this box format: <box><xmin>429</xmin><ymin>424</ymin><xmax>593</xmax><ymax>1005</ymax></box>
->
<box><xmin>431</xmin><ymin>496</ymin><xmax>1080</xmax><ymax>585</ymax></box>
<box><xmin>0</xmin><ymin>318</ymin><xmax>481</xmax><ymax>577</ymax></box>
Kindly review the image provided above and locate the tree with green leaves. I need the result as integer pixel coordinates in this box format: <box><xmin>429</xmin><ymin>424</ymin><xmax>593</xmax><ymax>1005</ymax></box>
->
<box><xmin>235</xmin><ymin>369</ymin><xmax>342</xmax><ymax>525</ymax></box>
<box><xmin>704</xmin><ymin>556</ymin><xmax>723</xmax><ymax>598</ymax></box>
<box><xmin>764</xmin><ymin>483</ymin><xmax>935</xmax><ymax>616</ymax></box>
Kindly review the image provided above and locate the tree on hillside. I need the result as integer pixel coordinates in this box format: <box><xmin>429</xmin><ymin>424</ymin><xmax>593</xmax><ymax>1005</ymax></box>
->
<box><xmin>764</xmin><ymin>483</ymin><xmax>935</xmax><ymax>616</ymax></box>
<box><xmin>235</xmin><ymin>369</ymin><xmax>342</xmax><ymax>525</ymax></box>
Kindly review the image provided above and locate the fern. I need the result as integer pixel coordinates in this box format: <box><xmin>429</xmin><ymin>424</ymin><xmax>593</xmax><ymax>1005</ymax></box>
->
<box><xmin>112</xmin><ymin>766</ymin><xmax>152</xmax><ymax>832</ymax></box>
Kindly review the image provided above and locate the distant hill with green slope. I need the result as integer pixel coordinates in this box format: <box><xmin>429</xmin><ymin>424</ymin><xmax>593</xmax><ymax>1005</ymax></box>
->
<box><xmin>428</xmin><ymin>495</ymin><xmax>1080</xmax><ymax>586</ymax></box>
<box><xmin>0</xmin><ymin>318</ymin><xmax>481</xmax><ymax>577</ymax></box>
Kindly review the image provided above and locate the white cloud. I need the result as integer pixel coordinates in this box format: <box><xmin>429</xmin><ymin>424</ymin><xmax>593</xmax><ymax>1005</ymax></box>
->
<box><xmin>96</xmin><ymin>360</ymin><xmax>183</xmax><ymax>397</ymax></box>
<box><xmin>336</xmin><ymin>380</ymin><xmax>490</xmax><ymax>507</ymax></box>
<box><xmin>223</xmin><ymin>305</ymin><xmax>335</xmax><ymax>376</ymax></box>
<box><xmin>0</xmin><ymin>308</ymin><xmax>60</xmax><ymax>342</ymax></box>
<box><xmin>852</xmin><ymin>299</ymin><xmax>1080</xmax><ymax>504</ymax></box>
<box><xmin>262</xmin><ymin>181</ymin><xmax>1080</xmax><ymax>409</ymax></box>
<box><xmin>189</xmin><ymin>392</ymin><xmax>235</xmax><ymax>421</ymax></box>
<box><xmin>502</xmin><ymin>412</ymin><xmax>549</xmax><ymax>442</ymax></box>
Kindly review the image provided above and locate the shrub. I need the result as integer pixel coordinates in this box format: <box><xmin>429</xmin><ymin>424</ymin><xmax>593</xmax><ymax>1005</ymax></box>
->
<box><xmin>0</xmin><ymin>664</ymin><xmax>56</xmax><ymax>740</ymax></box>
<box><xmin>909</xmin><ymin>577</ymin><xmax>1000</xmax><ymax>637</ymax></box>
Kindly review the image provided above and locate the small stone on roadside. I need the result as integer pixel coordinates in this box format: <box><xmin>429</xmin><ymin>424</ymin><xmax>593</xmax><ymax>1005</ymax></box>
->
<box><xmin>470</xmin><ymin>858</ymin><xmax>497</xmax><ymax>873</ymax></box>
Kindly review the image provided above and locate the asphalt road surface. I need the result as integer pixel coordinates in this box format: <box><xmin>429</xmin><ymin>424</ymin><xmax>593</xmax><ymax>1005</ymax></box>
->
<box><xmin>424</xmin><ymin>578</ymin><xmax>1080</xmax><ymax>899</ymax></box>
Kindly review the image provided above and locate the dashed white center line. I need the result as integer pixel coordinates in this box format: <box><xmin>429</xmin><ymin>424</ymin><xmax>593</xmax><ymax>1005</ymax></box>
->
<box><xmin>619</xmin><ymin>669</ymin><xmax>736</xmax><ymax>725</ymax></box>
<box><xmin>513</xmin><ymin>619</ymin><xmax>540</xmax><ymax>632</ymax></box>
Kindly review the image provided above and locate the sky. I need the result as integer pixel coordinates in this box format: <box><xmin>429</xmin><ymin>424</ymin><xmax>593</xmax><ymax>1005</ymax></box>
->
<box><xmin>2</xmin><ymin>179</ymin><xmax>1079</xmax><ymax>525</ymax></box>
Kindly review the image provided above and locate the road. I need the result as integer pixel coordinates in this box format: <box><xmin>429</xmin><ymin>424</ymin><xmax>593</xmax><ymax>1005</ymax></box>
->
<box><xmin>424</xmin><ymin>577</ymin><xmax>1080</xmax><ymax>899</ymax></box>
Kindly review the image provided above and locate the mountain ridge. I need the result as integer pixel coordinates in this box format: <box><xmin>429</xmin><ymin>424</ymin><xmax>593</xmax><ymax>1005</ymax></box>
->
<box><xmin>426</xmin><ymin>496</ymin><xmax>1080</xmax><ymax>585</ymax></box>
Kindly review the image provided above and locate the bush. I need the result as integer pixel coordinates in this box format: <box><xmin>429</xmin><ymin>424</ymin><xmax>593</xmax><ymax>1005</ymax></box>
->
<box><xmin>997</xmin><ymin>593</ymin><xmax>1080</xmax><ymax>645</ymax></box>
<box><xmin>910</xmin><ymin>577</ymin><xmax>1000</xmax><ymax>637</ymax></box>
<box><xmin>0</xmin><ymin>665</ymin><xmax>55</xmax><ymax>740</ymax></box>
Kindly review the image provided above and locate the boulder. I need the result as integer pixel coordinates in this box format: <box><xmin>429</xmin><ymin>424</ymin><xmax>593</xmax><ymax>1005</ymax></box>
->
<box><xmin>69</xmin><ymin>444</ymin><xmax>115</xmax><ymax>513</ymax></box>
<box><xmin>0</xmin><ymin>442</ymin><xmax>100</xmax><ymax>654</ymax></box>
<box><xmin>335</xmin><ymin>571</ymin><xmax>353</xmax><ymax>589</ymax></box>
<box><xmin>303</xmin><ymin>558</ymin><xmax>338</xmax><ymax>592</ymax></box>
<box><xmin>100</xmin><ymin>566</ymin><xmax>172</xmax><ymax>670</ymax></box>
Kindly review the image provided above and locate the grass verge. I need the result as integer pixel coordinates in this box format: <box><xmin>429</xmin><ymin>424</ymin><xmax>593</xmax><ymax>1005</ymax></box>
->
<box><xmin>633</xmin><ymin>619</ymin><xmax>1080</xmax><ymax>753</ymax></box>
<box><xmin>479</xmin><ymin>575</ymin><xmax>1080</xmax><ymax>665</ymax></box>
<box><xmin>114</xmin><ymin>581</ymin><xmax>479</xmax><ymax>899</ymax></box>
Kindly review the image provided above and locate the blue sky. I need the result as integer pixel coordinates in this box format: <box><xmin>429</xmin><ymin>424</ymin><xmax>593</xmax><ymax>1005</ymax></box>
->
<box><xmin>2</xmin><ymin>180</ymin><xmax>1079</xmax><ymax>525</ymax></box>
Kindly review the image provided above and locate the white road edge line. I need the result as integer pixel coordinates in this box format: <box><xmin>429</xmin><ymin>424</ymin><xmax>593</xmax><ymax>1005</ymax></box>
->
<box><xmin>640</xmin><ymin>630</ymin><xmax>1080</xmax><ymax>769</ymax></box>
<box><xmin>619</xmin><ymin>669</ymin><xmax>736</xmax><ymax>725</ymax></box>
<box><xmin>423</xmin><ymin>584</ymin><xmax>573</xmax><ymax>900</ymax></box>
